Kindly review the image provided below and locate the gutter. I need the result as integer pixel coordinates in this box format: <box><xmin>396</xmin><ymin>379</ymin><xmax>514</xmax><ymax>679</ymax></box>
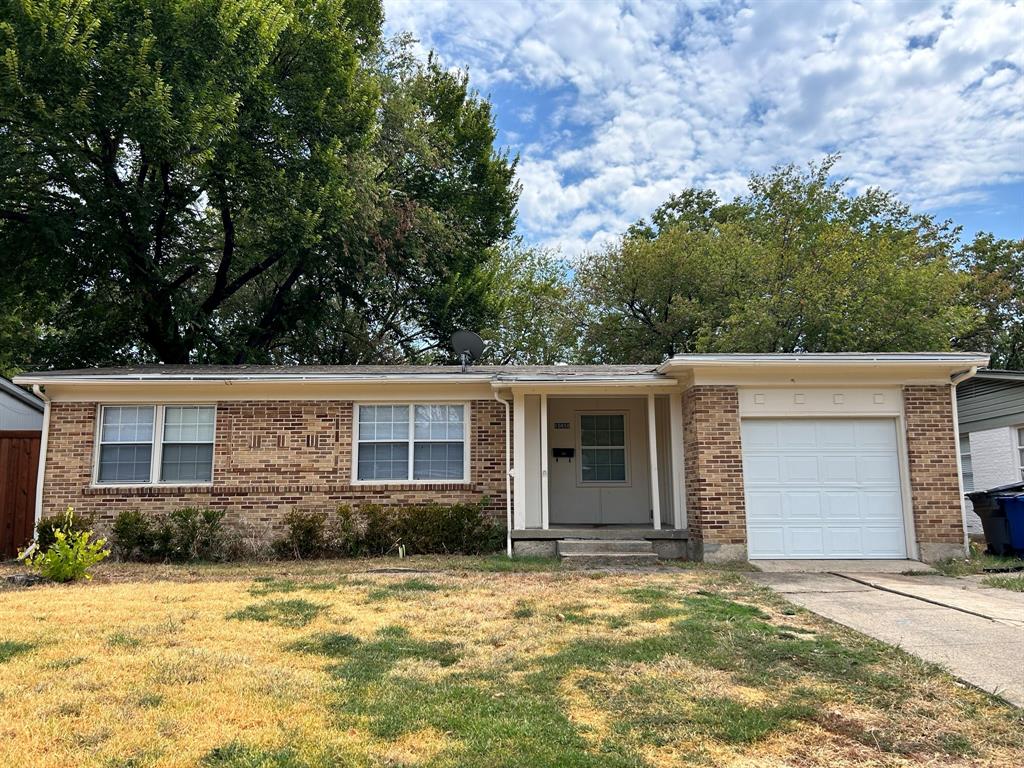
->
<box><xmin>13</xmin><ymin>373</ymin><xmax>497</xmax><ymax>386</ymax></box>
<box><xmin>950</xmin><ymin>366</ymin><xmax>981</xmax><ymax>555</ymax></box>
<box><xmin>31</xmin><ymin>385</ymin><xmax>50</xmax><ymax>526</ymax></box>
<box><xmin>493</xmin><ymin>390</ymin><xmax>513</xmax><ymax>558</ymax></box>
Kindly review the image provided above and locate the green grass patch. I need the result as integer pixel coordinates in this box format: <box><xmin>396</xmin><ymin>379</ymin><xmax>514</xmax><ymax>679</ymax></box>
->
<box><xmin>981</xmin><ymin>573</ymin><xmax>1024</xmax><ymax>591</ymax></box>
<box><xmin>927</xmin><ymin>553</ymin><xmax>1023</xmax><ymax>577</ymax></box>
<box><xmin>366</xmin><ymin>577</ymin><xmax>442</xmax><ymax>601</ymax></box>
<box><xmin>0</xmin><ymin>639</ymin><xmax>35</xmax><ymax>663</ymax></box>
<box><xmin>511</xmin><ymin>600</ymin><xmax>535</xmax><ymax>619</ymax></box>
<box><xmin>107</xmin><ymin>630</ymin><xmax>143</xmax><ymax>649</ymax></box>
<box><xmin>228</xmin><ymin>599</ymin><xmax>327</xmax><ymax>628</ymax></box>
<box><xmin>203</xmin><ymin>742</ymin><xmax>346</xmax><ymax>768</ymax></box>
<box><xmin>248</xmin><ymin>578</ymin><xmax>338</xmax><ymax>596</ymax></box>
<box><xmin>286</xmin><ymin>632</ymin><xmax>360</xmax><ymax>657</ymax></box>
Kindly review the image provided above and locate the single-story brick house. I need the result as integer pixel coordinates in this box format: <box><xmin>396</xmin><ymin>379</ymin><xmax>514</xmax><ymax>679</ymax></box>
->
<box><xmin>14</xmin><ymin>352</ymin><xmax>989</xmax><ymax>563</ymax></box>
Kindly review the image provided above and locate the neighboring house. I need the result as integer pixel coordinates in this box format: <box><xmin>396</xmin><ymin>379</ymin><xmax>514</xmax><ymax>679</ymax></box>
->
<box><xmin>14</xmin><ymin>352</ymin><xmax>989</xmax><ymax>563</ymax></box>
<box><xmin>0</xmin><ymin>377</ymin><xmax>44</xmax><ymax>557</ymax></box>
<box><xmin>0</xmin><ymin>375</ymin><xmax>43</xmax><ymax>430</ymax></box>
<box><xmin>957</xmin><ymin>369</ymin><xmax>1024</xmax><ymax>536</ymax></box>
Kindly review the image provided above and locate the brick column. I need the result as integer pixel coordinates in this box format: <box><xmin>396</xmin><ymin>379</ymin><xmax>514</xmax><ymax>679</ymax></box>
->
<box><xmin>682</xmin><ymin>385</ymin><xmax>747</xmax><ymax>562</ymax></box>
<box><xmin>903</xmin><ymin>385</ymin><xmax>966</xmax><ymax>562</ymax></box>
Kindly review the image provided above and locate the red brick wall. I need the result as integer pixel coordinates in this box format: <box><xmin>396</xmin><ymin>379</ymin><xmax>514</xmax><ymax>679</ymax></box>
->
<box><xmin>682</xmin><ymin>386</ymin><xmax>746</xmax><ymax>547</ymax></box>
<box><xmin>903</xmin><ymin>385</ymin><xmax>964</xmax><ymax>549</ymax></box>
<box><xmin>42</xmin><ymin>399</ymin><xmax>510</xmax><ymax>535</ymax></box>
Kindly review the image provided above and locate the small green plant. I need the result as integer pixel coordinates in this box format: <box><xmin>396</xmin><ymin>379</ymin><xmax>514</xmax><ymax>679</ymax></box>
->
<box><xmin>34</xmin><ymin>509</ymin><xmax>93</xmax><ymax>552</ymax></box>
<box><xmin>21</xmin><ymin>508</ymin><xmax>109</xmax><ymax>582</ymax></box>
<box><xmin>981</xmin><ymin>574</ymin><xmax>1024</xmax><ymax>592</ymax></box>
<box><xmin>110</xmin><ymin>507</ymin><xmax>228</xmax><ymax>562</ymax></box>
<box><xmin>110</xmin><ymin>509</ymin><xmax>152</xmax><ymax>561</ymax></box>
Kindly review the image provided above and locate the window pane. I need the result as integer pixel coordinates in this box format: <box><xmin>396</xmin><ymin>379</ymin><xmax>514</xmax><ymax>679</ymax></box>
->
<box><xmin>163</xmin><ymin>406</ymin><xmax>215</xmax><ymax>443</ymax></box>
<box><xmin>581</xmin><ymin>448</ymin><xmax>626</xmax><ymax>483</ymax></box>
<box><xmin>357</xmin><ymin>442</ymin><xmax>409</xmax><ymax>480</ymax></box>
<box><xmin>98</xmin><ymin>444</ymin><xmax>152</xmax><ymax>483</ymax></box>
<box><xmin>101</xmin><ymin>406</ymin><xmax>154</xmax><ymax>443</ymax></box>
<box><xmin>413</xmin><ymin>442</ymin><xmax>464</xmax><ymax>480</ymax></box>
<box><xmin>580</xmin><ymin>414</ymin><xmax>624</xmax><ymax>448</ymax></box>
<box><xmin>415</xmin><ymin>405</ymin><xmax>464</xmax><ymax>440</ymax></box>
<box><xmin>160</xmin><ymin>443</ymin><xmax>214</xmax><ymax>482</ymax></box>
<box><xmin>358</xmin><ymin>405</ymin><xmax>409</xmax><ymax>440</ymax></box>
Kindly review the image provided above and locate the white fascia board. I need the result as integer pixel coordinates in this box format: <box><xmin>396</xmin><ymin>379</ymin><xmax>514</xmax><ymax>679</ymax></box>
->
<box><xmin>13</xmin><ymin>373</ymin><xmax>495</xmax><ymax>386</ymax></box>
<box><xmin>656</xmin><ymin>353</ymin><xmax>991</xmax><ymax>376</ymax></box>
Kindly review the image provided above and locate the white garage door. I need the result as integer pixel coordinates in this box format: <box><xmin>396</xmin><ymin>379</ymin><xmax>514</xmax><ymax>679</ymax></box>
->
<box><xmin>742</xmin><ymin>419</ymin><xmax>907</xmax><ymax>559</ymax></box>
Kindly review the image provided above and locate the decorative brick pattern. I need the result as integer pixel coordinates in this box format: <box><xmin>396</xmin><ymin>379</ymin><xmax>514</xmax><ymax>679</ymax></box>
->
<box><xmin>903</xmin><ymin>385</ymin><xmax>965</xmax><ymax>557</ymax></box>
<box><xmin>682</xmin><ymin>386</ymin><xmax>746</xmax><ymax>552</ymax></box>
<box><xmin>42</xmin><ymin>399</ymin><xmax>510</xmax><ymax>536</ymax></box>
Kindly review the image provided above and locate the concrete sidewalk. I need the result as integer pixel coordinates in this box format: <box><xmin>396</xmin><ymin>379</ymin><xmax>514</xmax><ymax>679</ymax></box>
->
<box><xmin>750</xmin><ymin>571</ymin><xmax>1024</xmax><ymax>707</ymax></box>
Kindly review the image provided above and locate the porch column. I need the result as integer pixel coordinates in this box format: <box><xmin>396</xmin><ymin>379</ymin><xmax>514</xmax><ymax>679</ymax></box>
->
<box><xmin>647</xmin><ymin>393</ymin><xmax>662</xmax><ymax>530</ymax></box>
<box><xmin>669</xmin><ymin>392</ymin><xmax>686</xmax><ymax>529</ymax></box>
<box><xmin>540</xmin><ymin>393</ymin><xmax>550</xmax><ymax>529</ymax></box>
<box><xmin>512</xmin><ymin>391</ymin><xmax>526</xmax><ymax>529</ymax></box>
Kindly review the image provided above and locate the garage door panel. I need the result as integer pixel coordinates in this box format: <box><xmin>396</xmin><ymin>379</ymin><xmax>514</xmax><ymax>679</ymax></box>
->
<box><xmin>821</xmin><ymin>455</ymin><xmax>859</xmax><ymax>483</ymax></box>
<box><xmin>826</xmin><ymin>527</ymin><xmax>863</xmax><ymax>556</ymax></box>
<box><xmin>742</xmin><ymin>420</ymin><xmax>780</xmax><ymax>448</ymax></box>
<box><xmin>786</xmin><ymin>492</ymin><xmax>822</xmax><ymax>520</ymax></box>
<box><xmin>779</xmin><ymin>421</ymin><xmax>817</xmax><ymax>447</ymax></box>
<box><xmin>818</xmin><ymin>421</ymin><xmax>857</xmax><ymax>448</ymax></box>
<box><xmin>747</xmin><ymin>491</ymin><xmax>783</xmax><ymax>520</ymax></box>
<box><xmin>781</xmin><ymin>455</ymin><xmax>820</xmax><ymax>483</ymax></box>
<box><xmin>855</xmin><ymin>420</ymin><xmax>898</xmax><ymax>448</ymax></box>
<box><xmin>858</xmin><ymin>455</ymin><xmax>900</xmax><ymax>484</ymax></box>
<box><xmin>788</xmin><ymin>527</ymin><xmax>826</xmax><ymax>556</ymax></box>
<box><xmin>744</xmin><ymin>455</ymin><xmax>781</xmax><ymax>483</ymax></box>
<box><xmin>822</xmin><ymin>491</ymin><xmax>862</xmax><ymax>521</ymax></box>
<box><xmin>861</xmin><ymin>527</ymin><xmax>906</xmax><ymax>557</ymax></box>
<box><xmin>748</xmin><ymin>527</ymin><xmax>786</xmax><ymax>557</ymax></box>
<box><xmin>743</xmin><ymin>418</ymin><xmax>906</xmax><ymax>560</ymax></box>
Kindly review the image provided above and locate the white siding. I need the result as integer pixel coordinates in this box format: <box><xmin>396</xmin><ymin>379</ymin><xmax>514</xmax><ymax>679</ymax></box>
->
<box><xmin>963</xmin><ymin>426</ymin><xmax>1021</xmax><ymax>534</ymax></box>
<box><xmin>0</xmin><ymin>393</ymin><xmax>43</xmax><ymax>430</ymax></box>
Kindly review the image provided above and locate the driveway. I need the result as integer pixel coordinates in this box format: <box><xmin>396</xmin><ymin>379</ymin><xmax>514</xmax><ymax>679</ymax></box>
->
<box><xmin>750</xmin><ymin>568</ymin><xmax>1024</xmax><ymax>707</ymax></box>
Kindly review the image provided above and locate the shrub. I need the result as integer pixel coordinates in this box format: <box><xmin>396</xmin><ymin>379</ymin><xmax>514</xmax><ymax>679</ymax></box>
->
<box><xmin>109</xmin><ymin>507</ymin><xmax>228</xmax><ymax>562</ymax></box>
<box><xmin>21</xmin><ymin>508</ymin><xmax>109</xmax><ymax>582</ymax></box>
<box><xmin>273</xmin><ymin>510</ymin><xmax>329</xmax><ymax>559</ymax></box>
<box><xmin>35</xmin><ymin>510</ymin><xmax>93</xmax><ymax>552</ymax></box>
<box><xmin>110</xmin><ymin>509</ymin><xmax>152</xmax><ymax>561</ymax></box>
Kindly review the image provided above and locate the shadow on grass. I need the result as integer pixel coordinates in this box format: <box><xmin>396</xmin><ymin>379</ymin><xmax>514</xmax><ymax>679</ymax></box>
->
<box><xmin>0</xmin><ymin>639</ymin><xmax>35</xmax><ymax>663</ymax></box>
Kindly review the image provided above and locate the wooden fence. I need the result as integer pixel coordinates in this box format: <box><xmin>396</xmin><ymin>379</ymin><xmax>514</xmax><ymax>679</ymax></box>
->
<box><xmin>0</xmin><ymin>430</ymin><xmax>40</xmax><ymax>558</ymax></box>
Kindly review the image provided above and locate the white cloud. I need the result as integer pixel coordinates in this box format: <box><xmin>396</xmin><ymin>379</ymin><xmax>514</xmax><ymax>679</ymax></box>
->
<box><xmin>385</xmin><ymin>0</ymin><xmax>1024</xmax><ymax>253</ymax></box>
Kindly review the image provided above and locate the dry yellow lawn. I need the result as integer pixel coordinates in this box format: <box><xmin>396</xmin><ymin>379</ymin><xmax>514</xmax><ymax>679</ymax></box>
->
<box><xmin>0</xmin><ymin>558</ymin><xmax>1020</xmax><ymax>768</ymax></box>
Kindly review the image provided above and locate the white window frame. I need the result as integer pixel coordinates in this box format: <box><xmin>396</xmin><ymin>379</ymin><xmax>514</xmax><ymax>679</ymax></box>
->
<box><xmin>352</xmin><ymin>401</ymin><xmax>471</xmax><ymax>485</ymax></box>
<box><xmin>1016</xmin><ymin>425</ymin><xmax>1024</xmax><ymax>482</ymax></box>
<box><xmin>958</xmin><ymin>432</ymin><xmax>974</xmax><ymax>493</ymax></box>
<box><xmin>92</xmin><ymin>404</ymin><xmax>217</xmax><ymax>487</ymax></box>
<box><xmin>577</xmin><ymin>411</ymin><xmax>630</xmax><ymax>487</ymax></box>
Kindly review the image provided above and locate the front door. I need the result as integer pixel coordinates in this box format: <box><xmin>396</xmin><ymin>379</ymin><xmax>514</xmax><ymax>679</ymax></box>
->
<box><xmin>547</xmin><ymin>397</ymin><xmax>651</xmax><ymax>525</ymax></box>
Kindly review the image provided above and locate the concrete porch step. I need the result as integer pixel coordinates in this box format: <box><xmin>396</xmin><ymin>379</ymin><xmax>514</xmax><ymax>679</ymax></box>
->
<box><xmin>558</xmin><ymin>539</ymin><xmax>654</xmax><ymax>555</ymax></box>
<box><xmin>557</xmin><ymin>539</ymin><xmax>660</xmax><ymax>567</ymax></box>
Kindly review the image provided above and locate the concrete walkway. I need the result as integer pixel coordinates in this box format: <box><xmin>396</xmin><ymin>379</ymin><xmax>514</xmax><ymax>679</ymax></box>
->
<box><xmin>750</xmin><ymin>570</ymin><xmax>1024</xmax><ymax>707</ymax></box>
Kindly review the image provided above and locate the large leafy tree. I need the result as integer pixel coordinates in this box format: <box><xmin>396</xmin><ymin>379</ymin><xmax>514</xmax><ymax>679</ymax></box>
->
<box><xmin>956</xmin><ymin>233</ymin><xmax>1024</xmax><ymax>369</ymax></box>
<box><xmin>574</xmin><ymin>157</ymin><xmax>974</xmax><ymax>363</ymax></box>
<box><xmin>0</xmin><ymin>0</ymin><xmax>518</xmax><ymax>371</ymax></box>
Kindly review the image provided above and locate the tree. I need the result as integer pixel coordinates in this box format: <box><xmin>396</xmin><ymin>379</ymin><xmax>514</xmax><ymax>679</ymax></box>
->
<box><xmin>574</xmin><ymin>157</ymin><xmax>973</xmax><ymax>363</ymax></box>
<box><xmin>0</xmin><ymin>0</ymin><xmax>518</xmax><ymax>370</ymax></box>
<box><xmin>478</xmin><ymin>244</ymin><xmax>578</xmax><ymax>364</ymax></box>
<box><xmin>956</xmin><ymin>233</ymin><xmax>1024</xmax><ymax>369</ymax></box>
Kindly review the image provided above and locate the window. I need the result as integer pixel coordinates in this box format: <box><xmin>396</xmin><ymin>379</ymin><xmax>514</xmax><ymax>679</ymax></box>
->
<box><xmin>356</xmin><ymin>404</ymin><xmax>467</xmax><ymax>482</ymax></box>
<box><xmin>580</xmin><ymin>413</ymin><xmax>627</xmax><ymax>483</ymax></box>
<box><xmin>1017</xmin><ymin>427</ymin><xmax>1024</xmax><ymax>481</ymax></box>
<box><xmin>959</xmin><ymin>433</ymin><xmax>974</xmax><ymax>493</ymax></box>
<box><xmin>96</xmin><ymin>405</ymin><xmax>215</xmax><ymax>485</ymax></box>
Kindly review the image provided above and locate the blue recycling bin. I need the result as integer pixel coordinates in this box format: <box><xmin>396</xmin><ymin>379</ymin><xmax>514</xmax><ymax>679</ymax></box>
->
<box><xmin>1003</xmin><ymin>496</ymin><xmax>1024</xmax><ymax>555</ymax></box>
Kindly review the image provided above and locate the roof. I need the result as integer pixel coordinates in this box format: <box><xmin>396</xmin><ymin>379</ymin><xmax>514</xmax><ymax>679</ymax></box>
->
<box><xmin>662</xmin><ymin>352</ymin><xmax>989</xmax><ymax>365</ymax></box>
<box><xmin>969</xmin><ymin>368</ymin><xmax>1024</xmax><ymax>383</ymax></box>
<box><xmin>0</xmin><ymin>376</ymin><xmax>44</xmax><ymax>411</ymax></box>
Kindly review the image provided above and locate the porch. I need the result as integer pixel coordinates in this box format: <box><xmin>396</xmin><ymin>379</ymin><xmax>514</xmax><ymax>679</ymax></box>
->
<box><xmin>497</xmin><ymin>375</ymin><xmax>689</xmax><ymax>558</ymax></box>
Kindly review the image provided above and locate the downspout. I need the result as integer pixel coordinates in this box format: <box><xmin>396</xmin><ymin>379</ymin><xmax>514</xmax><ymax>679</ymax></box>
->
<box><xmin>31</xmin><ymin>385</ymin><xmax>50</xmax><ymax>527</ymax></box>
<box><xmin>493</xmin><ymin>390</ymin><xmax>513</xmax><ymax>558</ymax></box>
<box><xmin>950</xmin><ymin>366</ymin><xmax>979</xmax><ymax>555</ymax></box>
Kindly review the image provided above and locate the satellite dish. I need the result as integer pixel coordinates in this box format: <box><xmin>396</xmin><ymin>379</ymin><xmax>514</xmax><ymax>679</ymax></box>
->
<box><xmin>451</xmin><ymin>330</ymin><xmax>484</xmax><ymax>372</ymax></box>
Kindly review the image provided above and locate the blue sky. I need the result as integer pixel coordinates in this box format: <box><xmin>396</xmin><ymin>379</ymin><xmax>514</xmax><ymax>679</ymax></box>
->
<box><xmin>385</xmin><ymin>0</ymin><xmax>1024</xmax><ymax>254</ymax></box>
